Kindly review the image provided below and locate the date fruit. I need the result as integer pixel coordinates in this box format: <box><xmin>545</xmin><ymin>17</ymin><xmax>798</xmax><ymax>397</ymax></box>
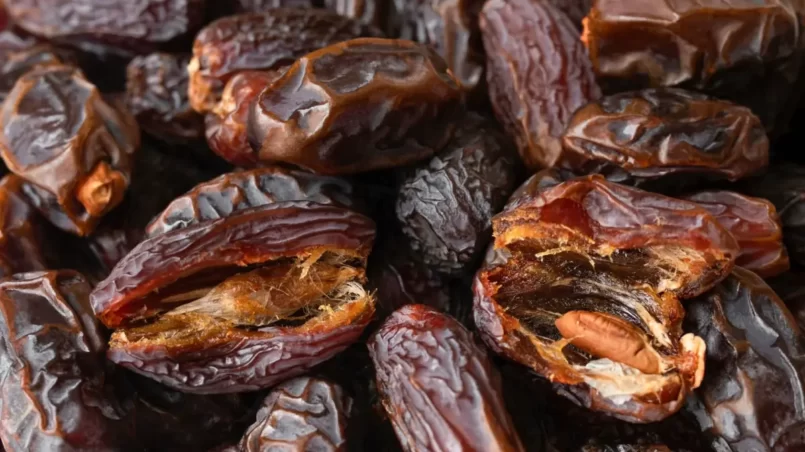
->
<box><xmin>481</xmin><ymin>0</ymin><xmax>601</xmax><ymax>171</ymax></box>
<box><xmin>369</xmin><ymin>304</ymin><xmax>524</xmax><ymax>452</ymax></box>
<box><xmin>91</xmin><ymin>201</ymin><xmax>376</xmax><ymax>393</ymax></box>
<box><xmin>684</xmin><ymin>267</ymin><xmax>805</xmax><ymax>451</ymax></box>
<box><xmin>474</xmin><ymin>175</ymin><xmax>739</xmax><ymax>422</ymax></box>
<box><xmin>248</xmin><ymin>38</ymin><xmax>463</xmax><ymax>175</ymax></box>
<box><xmin>0</xmin><ymin>42</ymin><xmax>74</xmax><ymax>103</ymax></box>
<box><xmin>0</xmin><ymin>65</ymin><xmax>140</xmax><ymax>236</ymax></box>
<box><xmin>0</xmin><ymin>175</ymin><xmax>49</xmax><ymax>277</ymax></box>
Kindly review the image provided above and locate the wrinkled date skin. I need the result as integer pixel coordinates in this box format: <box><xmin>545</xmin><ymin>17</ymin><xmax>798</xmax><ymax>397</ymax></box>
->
<box><xmin>481</xmin><ymin>0</ymin><xmax>601</xmax><ymax>171</ymax></box>
<box><xmin>685</xmin><ymin>191</ymin><xmax>789</xmax><ymax>278</ymax></box>
<box><xmin>126</xmin><ymin>53</ymin><xmax>204</xmax><ymax>143</ymax></box>
<box><xmin>238</xmin><ymin>377</ymin><xmax>352</xmax><ymax>451</ymax></box>
<box><xmin>684</xmin><ymin>267</ymin><xmax>805</xmax><ymax>451</ymax></box>
<box><xmin>91</xmin><ymin>201</ymin><xmax>377</xmax><ymax>394</ymax></box>
<box><xmin>369</xmin><ymin>304</ymin><xmax>525</xmax><ymax>452</ymax></box>
<box><xmin>248</xmin><ymin>38</ymin><xmax>463</xmax><ymax>175</ymax></box>
<box><xmin>0</xmin><ymin>65</ymin><xmax>140</xmax><ymax>236</ymax></box>
<box><xmin>0</xmin><ymin>271</ymin><xmax>133</xmax><ymax>450</ymax></box>
<box><xmin>0</xmin><ymin>175</ymin><xmax>49</xmax><ymax>277</ymax></box>
<box><xmin>560</xmin><ymin>88</ymin><xmax>769</xmax><ymax>190</ymax></box>
<box><xmin>395</xmin><ymin>113</ymin><xmax>521</xmax><ymax>276</ymax></box>
<box><xmin>582</xmin><ymin>0</ymin><xmax>803</xmax><ymax>132</ymax></box>
<box><xmin>189</xmin><ymin>9</ymin><xmax>381</xmax><ymax>113</ymax></box>
<box><xmin>232</xmin><ymin>0</ymin><xmax>387</xmax><ymax>27</ymax></box>
<box><xmin>0</xmin><ymin>42</ymin><xmax>74</xmax><ymax>103</ymax></box>
<box><xmin>475</xmin><ymin>175</ymin><xmax>739</xmax><ymax>422</ymax></box>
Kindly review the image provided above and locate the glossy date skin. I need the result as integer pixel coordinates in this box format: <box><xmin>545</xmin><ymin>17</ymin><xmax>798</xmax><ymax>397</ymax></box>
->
<box><xmin>475</xmin><ymin>175</ymin><xmax>738</xmax><ymax>422</ymax></box>
<box><xmin>0</xmin><ymin>65</ymin><xmax>140</xmax><ymax>236</ymax></box>
<box><xmin>369</xmin><ymin>304</ymin><xmax>524</xmax><ymax>452</ymax></box>
<box><xmin>560</xmin><ymin>89</ymin><xmax>769</xmax><ymax>190</ymax></box>
<box><xmin>481</xmin><ymin>0</ymin><xmax>601</xmax><ymax>171</ymax></box>
<box><xmin>684</xmin><ymin>267</ymin><xmax>805</xmax><ymax>452</ymax></box>
<box><xmin>248</xmin><ymin>38</ymin><xmax>463</xmax><ymax>175</ymax></box>
<box><xmin>0</xmin><ymin>175</ymin><xmax>49</xmax><ymax>277</ymax></box>
<box><xmin>0</xmin><ymin>41</ymin><xmax>74</xmax><ymax>103</ymax></box>
<box><xmin>0</xmin><ymin>271</ymin><xmax>132</xmax><ymax>451</ymax></box>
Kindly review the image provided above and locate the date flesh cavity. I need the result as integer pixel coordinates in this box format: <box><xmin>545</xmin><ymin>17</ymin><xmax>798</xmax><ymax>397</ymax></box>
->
<box><xmin>474</xmin><ymin>175</ymin><xmax>739</xmax><ymax>422</ymax></box>
<box><xmin>248</xmin><ymin>37</ymin><xmax>463</xmax><ymax>175</ymax></box>
<box><xmin>369</xmin><ymin>304</ymin><xmax>525</xmax><ymax>452</ymax></box>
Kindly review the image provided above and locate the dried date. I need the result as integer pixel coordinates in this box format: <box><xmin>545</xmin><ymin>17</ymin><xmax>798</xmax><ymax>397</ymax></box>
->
<box><xmin>474</xmin><ymin>175</ymin><xmax>739</xmax><ymax>422</ymax></box>
<box><xmin>248</xmin><ymin>38</ymin><xmax>463</xmax><ymax>175</ymax></box>
<box><xmin>0</xmin><ymin>42</ymin><xmax>74</xmax><ymax>103</ymax></box>
<box><xmin>481</xmin><ymin>0</ymin><xmax>601</xmax><ymax>171</ymax></box>
<box><xmin>768</xmin><ymin>271</ymin><xmax>805</xmax><ymax>331</ymax></box>
<box><xmin>0</xmin><ymin>175</ymin><xmax>49</xmax><ymax>277</ymax></box>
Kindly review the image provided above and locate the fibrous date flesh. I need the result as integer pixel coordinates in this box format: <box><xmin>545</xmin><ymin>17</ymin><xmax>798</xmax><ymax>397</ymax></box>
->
<box><xmin>91</xmin><ymin>201</ymin><xmax>376</xmax><ymax>393</ymax></box>
<box><xmin>684</xmin><ymin>267</ymin><xmax>805</xmax><ymax>451</ymax></box>
<box><xmin>126</xmin><ymin>53</ymin><xmax>204</xmax><ymax>143</ymax></box>
<box><xmin>395</xmin><ymin>112</ymin><xmax>520</xmax><ymax>276</ymax></box>
<box><xmin>685</xmin><ymin>191</ymin><xmax>788</xmax><ymax>278</ymax></box>
<box><xmin>481</xmin><ymin>0</ymin><xmax>601</xmax><ymax>170</ymax></box>
<box><xmin>0</xmin><ymin>271</ymin><xmax>132</xmax><ymax>450</ymax></box>
<box><xmin>369</xmin><ymin>304</ymin><xmax>524</xmax><ymax>451</ymax></box>
<box><xmin>248</xmin><ymin>38</ymin><xmax>462</xmax><ymax>175</ymax></box>
<box><xmin>474</xmin><ymin>175</ymin><xmax>739</xmax><ymax>422</ymax></box>
<box><xmin>560</xmin><ymin>88</ymin><xmax>769</xmax><ymax>190</ymax></box>
<box><xmin>238</xmin><ymin>377</ymin><xmax>352</xmax><ymax>451</ymax></box>
<box><xmin>0</xmin><ymin>65</ymin><xmax>140</xmax><ymax>236</ymax></box>
<box><xmin>189</xmin><ymin>9</ymin><xmax>381</xmax><ymax>113</ymax></box>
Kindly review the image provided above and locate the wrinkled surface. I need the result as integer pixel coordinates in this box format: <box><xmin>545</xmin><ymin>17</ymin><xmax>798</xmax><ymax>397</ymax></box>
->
<box><xmin>396</xmin><ymin>113</ymin><xmax>520</xmax><ymax>275</ymax></box>
<box><xmin>481</xmin><ymin>0</ymin><xmax>601</xmax><ymax>170</ymax></box>
<box><xmin>0</xmin><ymin>175</ymin><xmax>49</xmax><ymax>277</ymax></box>
<box><xmin>239</xmin><ymin>377</ymin><xmax>351</xmax><ymax>451</ymax></box>
<box><xmin>369</xmin><ymin>304</ymin><xmax>525</xmax><ymax>451</ymax></box>
<box><xmin>0</xmin><ymin>42</ymin><xmax>73</xmax><ymax>103</ymax></box>
<box><xmin>248</xmin><ymin>37</ymin><xmax>462</xmax><ymax>175</ymax></box>
<box><xmin>0</xmin><ymin>271</ymin><xmax>132</xmax><ymax>451</ymax></box>
<box><xmin>561</xmin><ymin>89</ymin><xmax>769</xmax><ymax>190</ymax></box>
<box><xmin>475</xmin><ymin>175</ymin><xmax>738</xmax><ymax>422</ymax></box>
<box><xmin>685</xmin><ymin>191</ymin><xmax>788</xmax><ymax>278</ymax></box>
<box><xmin>0</xmin><ymin>65</ymin><xmax>140</xmax><ymax>236</ymax></box>
<box><xmin>189</xmin><ymin>9</ymin><xmax>381</xmax><ymax>113</ymax></box>
<box><xmin>684</xmin><ymin>267</ymin><xmax>805</xmax><ymax>451</ymax></box>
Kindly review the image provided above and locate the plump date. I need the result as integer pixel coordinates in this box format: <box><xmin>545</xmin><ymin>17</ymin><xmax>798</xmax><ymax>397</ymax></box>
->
<box><xmin>684</xmin><ymin>267</ymin><xmax>805</xmax><ymax>451</ymax></box>
<box><xmin>475</xmin><ymin>175</ymin><xmax>738</xmax><ymax>422</ymax></box>
<box><xmin>481</xmin><ymin>0</ymin><xmax>601</xmax><ymax>171</ymax></box>
<box><xmin>369</xmin><ymin>304</ymin><xmax>524</xmax><ymax>451</ymax></box>
<box><xmin>395</xmin><ymin>113</ymin><xmax>521</xmax><ymax>275</ymax></box>
<box><xmin>0</xmin><ymin>65</ymin><xmax>140</xmax><ymax>236</ymax></box>
<box><xmin>189</xmin><ymin>9</ymin><xmax>381</xmax><ymax>113</ymax></box>
<box><xmin>561</xmin><ymin>88</ymin><xmax>769</xmax><ymax>190</ymax></box>
<box><xmin>248</xmin><ymin>38</ymin><xmax>463</xmax><ymax>175</ymax></box>
<box><xmin>126</xmin><ymin>53</ymin><xmax>204</xmax><ymax>143</ymax></box>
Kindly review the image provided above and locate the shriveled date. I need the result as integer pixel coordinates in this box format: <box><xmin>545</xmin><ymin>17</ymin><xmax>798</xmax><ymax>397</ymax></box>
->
<box><xmin>0</xmin><ymin>41</ymin><xmax>74</xmax><ymax>103</ymax></box>
<box><xmin>369</xmin><ymin>304</ymin><xmax>524</xmax><ymax>452</ymax></box>
<box><xmin>0</xmin><ymin>175</ymin><xmax>50</xmax><ymax>277</ymax></box>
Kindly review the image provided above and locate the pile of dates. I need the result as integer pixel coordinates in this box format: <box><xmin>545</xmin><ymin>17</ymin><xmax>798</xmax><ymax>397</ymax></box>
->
<box><xmin>0</xmin><ymin>0</ymin><xmax>804</xmax><ymax>451</ymax></box>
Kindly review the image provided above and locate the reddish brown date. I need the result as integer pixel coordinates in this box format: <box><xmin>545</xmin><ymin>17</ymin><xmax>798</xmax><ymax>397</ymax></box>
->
<box><xmin>189</xmin><ymin>9</ymin><xmax>381</xmax><ymax>113</ymax></box>
<box><xmin>369</xmin><ymin>304</ymin><xmax>525</xmax><ymax>452</ymax></box>
<box><xmin>684</xmin><ymin>267</ymin><xmax>805</xmax><ymax>451</ymax></box>
<box><xmin>0</xmin><ymin>271</ymin><xmax>133</xmax><ymax>450</ymax></box>
<box><xmin>0</xmin><ymin>175</ymin><xmax>49</xmax><ymax>277</ymax></box>
<box><xmin>0</xmin><ymin>42</ymin><xmax>74</xmax><ymax>103</ymax></box>
<box><xmin>685</xmin><ymin>191</ymin><xmax>789</xmax><ymax>278</ymax></box>
<box><xmin>238</xmin><ymin>377</ymin><xmax>352</xmax><ymax>451</ymax></box>
<box><xmin>481</xmin><ymin>0</ymin><xmax>601</xmax><ymax>171</ymax></box>
<box><xmin>0</xmin><ymin>65</ymin><xmax>140</xmax><ymax>236</ymax></box>
<box><xmin>475</xmin><ymin>175</ymin><xmax>738</xmax><ymax>422</ymax></box>
<box><xmin>248</xmin><ymin>38</ymin><xmax>463</xmax><ymax>175</ymax></box>
<box><xmin>561</xmin><ymin>89</ymin><xmax>769</xmax><ymax>189</ymax></box>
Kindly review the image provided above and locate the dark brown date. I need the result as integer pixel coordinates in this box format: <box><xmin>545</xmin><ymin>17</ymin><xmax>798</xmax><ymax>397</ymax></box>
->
<box><xmin>324</xmin><ymin>0</ymin><xmax>387</xmax><ymax>28</ymax></box>
<box><xmin>561</xmin><ymin>89</ymin><xmax>769</xmax><ymax>190</ymax></box>
<box><xmin>481</xmin><ymin>0</ymin><xmax>601</xmax><ymax>171</ymax></box>
<box><xmin>0</xmin><ymin>42</ymin><xmax>74</xmax><ymax>103</ymax></box>
<box><xmin>369</xmin><ymin>304</ymin><xmax>524</xmax><ymax>451</ymax></box>
<box><xmin>684</xmin><ymin>267</ymin><xmax>805</xmax><ymax>451</ymax></box>
<box><xmin>238</xmin><ymin>377</ymin><xmax>351</xmax><ymax>451</ymax></box>
<box><xmin>768</xmin><ymin>271</ymin><xmax>805</xmax><ymax>331</ymax></box>
<box><xmin>395</xmin><ymin>113</ymin><xmax>521</xmax><ymax>275</ymax></box>
<box><xmin>189</xmin><ymin>9</ymin><xmax>381</xmax><ymax>113</ymax></box>
<box><xmin>549</xmin><ymin>0</ymin><xmax>592</xmax><ymax>28</ymax></box>
<box><xmin>474</xmin><ymin>175</ymin><xmax>739</xmax><ymax>422</ymax></box>
<box><xmin>248</xmin><ymin>38</ymin><xmax>463</xmax><ymax>175</ymax></box>
<box><xmin>0</xmin><ymin>65</ymin><xmax>140</xmax><ymax>236</ymax></box>
<box><xmin>0</xmin><ymin>271</ymin><xmax>133</xmax><ymax>450</ymax></box>
<box><xmin>235</xmin><ymin>0</ymin><xmax>319</xmax><ymax>10</ymax></box>
<box><xmin>126</xmin><ymin>53</ymin><xmax>204</xmax><ymax>143</ymax></box>
<box><xmin>0</xmin><ymin>174</ymin><xmax>49</xmax><ymax>277</ymax></box>
<box><xmin>146</xmin><ymin>166</ymin><xmax>360</xmax><ymax>237</ymax></box>
<box><xmin>91</xmin><ymin>201</ymin><xmax>376</xmax><ymax>393</ymax></box>
<box><xmin>685</xmin><ymin>191</ymin><xmax>789</xmax><ymax>278</ymax></box>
